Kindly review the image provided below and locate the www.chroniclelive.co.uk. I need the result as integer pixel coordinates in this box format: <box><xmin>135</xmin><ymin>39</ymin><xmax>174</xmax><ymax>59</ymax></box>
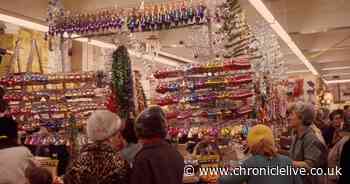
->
<box><xmin>184</xmin><ymin>165</ymin><xmax>342</xmax><ymax>177</ymax></box>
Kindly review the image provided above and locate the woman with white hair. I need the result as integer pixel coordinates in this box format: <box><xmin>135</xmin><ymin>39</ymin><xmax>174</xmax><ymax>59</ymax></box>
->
<box><xmin>64</xmin><ymin>110</ymin><xmax>130</xmax><ymax>184</ymax></box>
<box><xmin>287</xmin><ymin>102</ymin><xmax>328</xmax><ymax>184</ymax></box>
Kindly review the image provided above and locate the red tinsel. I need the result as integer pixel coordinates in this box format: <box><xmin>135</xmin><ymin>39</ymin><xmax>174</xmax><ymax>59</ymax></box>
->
<box><xmin>105</xmin><ymin>92</ymin><xmax>119</xmax><ymax>113</ymax></box>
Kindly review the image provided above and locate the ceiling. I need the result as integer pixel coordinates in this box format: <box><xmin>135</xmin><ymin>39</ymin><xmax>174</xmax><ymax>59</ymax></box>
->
<box><xmin>1</xmin><ymin>0</ymin><xmax>350</xmax><ymax>84</ymax></box>
<box><xmin>262</xmin><ymin>0</ymin><xmax>350</xmax><ymax>83</ymax></box>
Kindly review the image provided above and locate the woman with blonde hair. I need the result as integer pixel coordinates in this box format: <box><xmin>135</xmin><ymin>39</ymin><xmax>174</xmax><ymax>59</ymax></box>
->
<box><xmin>219</xmin><ymin>124</ymin><xmax>302</xmax><ymax>184</ymax></box>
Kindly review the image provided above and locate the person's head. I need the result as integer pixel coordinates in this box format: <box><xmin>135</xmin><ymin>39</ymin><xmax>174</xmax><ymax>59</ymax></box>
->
<box><xmin>287</xmin><ymin>102</ymin><xmax>315</xmax><ymax>129</ymax></box>
<box><xmin>0</xmin><ymin>117</ymin><xmax>18</xmax><ymax>149</ymax></box>
<box><xmin>135</xmin><ymin>106</ymin><xmax>167</xmax><ymax>139</ymax></box>
<box><xmin>25</xmin><ymin>166</ymin><xmax>53</xmax><ymax>184</ymax></box>
<box><xmin>87</xmin><ymin>110</ymin><xmax>124</xmax><ymax>149</ymax></box>
<box><xmin>247</xmin><ymin>124</ymin><xmax>277</xmax><ymax>157</ymax></box>
<box><xmin>329</xmin><ymin>109</ymin><xmax>344</xmax><ymax>129</ymax></box>
<box><xmin>121</xmin><ymin>118</ymin><xmax>138</xmax><ymax>144</ymax></box>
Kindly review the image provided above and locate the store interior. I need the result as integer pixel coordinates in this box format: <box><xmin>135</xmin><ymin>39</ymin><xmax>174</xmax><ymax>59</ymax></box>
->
<box><xmin>1</xmin><ymin>0</ymin><xmax>350</xmax><ymax>184</ymax></box>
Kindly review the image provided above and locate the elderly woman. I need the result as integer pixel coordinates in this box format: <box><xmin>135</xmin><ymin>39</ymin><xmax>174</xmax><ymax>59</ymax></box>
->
<box><xmin>287</xmin><ymin>102</ymin><xmax>328</xmax><ymax>184</ymax></box>
<box><xmin>219</xmin><ymin>124</ymin><xmax>302</xmax><ymax>184</ymax></box>
<box><xmin>64</xmin><ymin>110</ymin><xmax>130</xmax><ymax>184</ymax></box>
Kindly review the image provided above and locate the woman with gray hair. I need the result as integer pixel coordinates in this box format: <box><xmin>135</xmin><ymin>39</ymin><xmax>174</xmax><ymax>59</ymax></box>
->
<box><xmin>64</xmin><ymin>110</ymin><xmax>130</xmax><ymax>184</ymax></box>
<box><xmin>287</xmin><ymin>102</ymin><xmax>328</xmax><ymax>184</ymax></box>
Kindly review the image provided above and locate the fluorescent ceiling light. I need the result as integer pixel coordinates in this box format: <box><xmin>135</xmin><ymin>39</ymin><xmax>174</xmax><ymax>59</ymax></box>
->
<box><xmin>157</xmin><ymin>51</ymin><xmax>197</xmax><ymax>64</ymax></box>
<box><xmin>321</xmin><ymin>66</ymin><xmax>350</xmax><ymax>71</ymax></box>
<box><xmin>247</xmin><ymin>0</ymin><xmax>319</xmax><ymax>76</ymax></box>
<box><xmin>0</xmin><ymin>13</ymin><xmax>48</xmax><ymax>32</ymax></box>
<box><xmin>286</xmin><ymin>70</ymin><xmax>310</xmax><ymax>74</ymax></box>
<box><xmin>324</xmin><ymin>79</ymin><xmax>350</xmax><ymax>84</ymax></box>
<box><xmin>323</xmin><ymin>72</ymin><xmax>350</xmax><ymax>77</ymax></box>
<box><xmin>0</xmin><ymin>13</ymin><xmax>180</xmax><ymax>67</ymax></box>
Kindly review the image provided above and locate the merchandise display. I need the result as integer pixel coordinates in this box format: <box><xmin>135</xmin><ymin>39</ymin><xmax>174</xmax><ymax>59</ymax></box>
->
<box><xmin>48</xmin><ymin>0</ymin><xmax>207</xmax><ymax>36</ymax></box>
<box><xmin>153</xmin><ymin>58</ymin><xmax>254</xmax><ymax>124</ymax></box>
<box><xmin>1</xmin><ymin>72</ymin><xmax>107</xmax><ymax>132</ymax></box>
<box><xmin>1</xmin><ymin>0</ymin><xmax>347</xmax><ymax>184</ymax></box>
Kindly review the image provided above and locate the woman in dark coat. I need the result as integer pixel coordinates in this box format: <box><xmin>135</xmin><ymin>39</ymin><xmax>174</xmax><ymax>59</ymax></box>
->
<box><xmin>130</xmin><ymin>106</ymin><xmax>184</xmax><ymax>184</ymax></box>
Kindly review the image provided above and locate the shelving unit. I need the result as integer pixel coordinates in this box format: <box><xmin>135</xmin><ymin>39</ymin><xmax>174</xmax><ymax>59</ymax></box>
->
<box><xmin>152</xmin><ymin>57</ymin><xmax>255</xmax><ymax>126</ymax></box>
<box><xmin>1</xmin><ymin>72</ymin><xmax>107</xmax><ymax>132</ymax></box>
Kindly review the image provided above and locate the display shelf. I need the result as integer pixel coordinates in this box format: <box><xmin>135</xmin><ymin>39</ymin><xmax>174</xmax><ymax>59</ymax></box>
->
<box><xmin>3</xmin><ymin>72</ymin><xmax>106</xmax><ymax>133</ymax></box>
<box><xmin>0</xmin><ymin>72</ymin><xmax>96</xmax><ymax>87</ymax></box>
<box><xmin>153</xmin><ymin>58</ymin><xmax>251</xmax><ymax>79</ymax></box>
<box><xmin>152</xmin><ymin>58</ymin><xmax>255</xmax><ymax>125</ymax></box>
<box><xmin>156</xmin><ymin>74</ymin><xmax>253</xmax><ymax>94</ymax></box>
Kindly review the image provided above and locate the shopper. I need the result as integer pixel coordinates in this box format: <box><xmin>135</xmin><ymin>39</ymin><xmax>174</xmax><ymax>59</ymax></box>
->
<box><xmin>0</xmin><ymin>99</ymin><xmax>34</xmax><ymax>184</ymax></box>
<box><xmin>327</xmin><ymin>123</ymin><xmax>350</xmax><ymax>184</ymax></box>
<box><xmin>121</xmin><ymin>118</ymin><xmax>142</xmax><ymax>165</ymax></box>
<box><xmin>130</xmin><ymin>106</ymin><xmax>184</xmax><ymax>184</ymax></box>
<box><xmin>311</xmin><ymin>123</ymin><xmax>326</xmax><ymax>145</ymax></box>
<box><xmin>219</xmin><ymin>124</ymin><xmax>302</xmax><ymax>184</ymax></box>
<box><xmin>194</xmin><ymin>133</ymin><xmax>221</xmax><ymax>157</ymax></box>
<box><xmin>315</xmin><ymin>108</ymin><xmax>329</xmax><ymax>131</ymax></box>
<box><xmin>288</xmin><ymin>102</ymin><xmax>328</xmax><ymax>184</ymax></box>
<box><xmin>25</xmin><ymin>165</ymin><xmax>53</xmax><ymax>184</ymax></box>
<box><xmin>64</xmin><ymin>110</ymin><xmax>130</xmax><ymax>184</ymax></box>
<box><xmin>338</xmin><ymin>128</ymin><xmax>350</xmax><ymax>184</ymax></box>
<box><xmin>322</xmin><ymin>109</ymin><xmax>344</xmax><ymax>148</ymax></box>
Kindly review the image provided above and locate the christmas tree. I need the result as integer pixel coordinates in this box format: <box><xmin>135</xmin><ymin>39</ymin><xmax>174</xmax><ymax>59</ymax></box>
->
<box><xmin>112</xmin><ymin>45</ymin><xmax>134</xmax><ymax>119</ymax></box>
<box><xmin>106</xmin><ymin>89</ymin><xmax>118</xmax><ymax>114</ymax></box>
<box><xmin>219</xmin><ymin>0</ymin><xmax>258</xmax><ymax>58</ymax></box>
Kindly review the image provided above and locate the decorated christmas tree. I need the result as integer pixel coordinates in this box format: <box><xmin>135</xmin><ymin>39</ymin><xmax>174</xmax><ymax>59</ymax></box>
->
<box><xmin>106</xmin><ymin>89</ymin><xmax>119</xmax><ymax>114</ymax></box>
<box><xmin>112</xmin><ymin>45</ymin><xmax>134</xmax><ymax>119</ymax></box>
<box><xmin>219</xmin><ymin>0</ymin><xmax>258</xmax><ymax>58</ymax></box>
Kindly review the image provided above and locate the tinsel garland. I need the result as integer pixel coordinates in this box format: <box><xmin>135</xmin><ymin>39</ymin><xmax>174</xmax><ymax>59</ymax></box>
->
<box><xmin>112</xmin><ymin>46</ymin><xmax>134</xmax><ymax>119</ymax></box>
<box><xmin>219</xmin><ymin>0</ymin><xmax>257</xmax><ymax>58</ymax></box>
<box><xmin>134</xmin><ymin>71</ymin><xmax>147</xmax><ymax>114</ymax></box>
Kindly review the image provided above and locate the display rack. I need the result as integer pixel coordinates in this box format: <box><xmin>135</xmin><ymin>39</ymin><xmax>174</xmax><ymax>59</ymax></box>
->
<box><xmin>152</xmin><ymin>57</ymin><xmax>255</xmax><ymax>127</ymax></box>
<box><xmin>1</xmin><ymin>72</ymin><xmax>106</xmax><ymax>132</ymax></box>
<box><xmin>1</xmin><ymin>40</ymin><xmax>107</xmax><ymax>147</ymax></box>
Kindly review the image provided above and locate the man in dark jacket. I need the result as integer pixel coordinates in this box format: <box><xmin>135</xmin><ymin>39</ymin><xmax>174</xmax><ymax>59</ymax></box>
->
<box><xmin>131</xmin><ymin>106</ymin><xmax>184</xmax><ymax>184</ymax></box>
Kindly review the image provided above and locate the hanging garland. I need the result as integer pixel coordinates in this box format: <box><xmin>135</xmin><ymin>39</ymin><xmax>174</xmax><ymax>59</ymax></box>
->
<box><xmin>217</xmin><ymin>0</ymin><xmax>258</xmax><ymax>58</ymax></box>
<box><xmin>48</xmin><ymin>1</ymin><xmax>207</xmax><ymax>36</ymax></box>
<box><xmin>112</xmin><ymin>45</ymin><xmax>134</xmax><ymax>119</ymax></box>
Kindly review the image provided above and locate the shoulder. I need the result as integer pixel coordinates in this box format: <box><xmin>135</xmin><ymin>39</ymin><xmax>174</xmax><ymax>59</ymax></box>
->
<box><xmin>275</xmin><ymin>154</ymin><xmax>293</xmax><ymax>164</ymax></box>
<box><xmin>243</xmin><ymin>155</ymin><xmax>266</xmax><ymax>167</ymax></box>
<box><xmin>243</xmin><ymin>155</ymin><xmax>292</xmax><ymax>167</ymax></box>
<box><xmin>2</xmin><ymin>146</ymin><xmax>33</xmax><ymax>157</ymax></box>
<box><xmin>304</xmin><ymin>129</ymin><xmax>321</xmax><ymax>142</ymax></box>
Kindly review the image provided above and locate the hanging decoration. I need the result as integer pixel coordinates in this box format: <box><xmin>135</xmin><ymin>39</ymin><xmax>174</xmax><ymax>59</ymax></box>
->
<box><xmin>251</xmin><ymin>20</ymin><xmax>285</xmax><ymax>81</ymax></box>
<box><xmin>216</xmin><ymin>0</ymin><xmax>259</xmax><ymax>59</ymax></box>
<box><xmin>111</xmin><ymin>45</ymin><xmax>134</xmax><ymax>119</ymax></box>
<box><xmin>152</xmin><ymin>57</ymin><xmax>254</xmax><ymax>125</ymax></box>
<box><xmin>47</xmin><ymin>0</ymin><xmax>65</xmax><ymax>26</ymax></box>
<box><xmin>48</xmin><ymin>1</ymin><xmax>208</xmax><ymax>37</ymax></box>
<box><xmin>134</xmin><ymin>70</ymin><xmax>148</xmax><ymax>114</ymax></box>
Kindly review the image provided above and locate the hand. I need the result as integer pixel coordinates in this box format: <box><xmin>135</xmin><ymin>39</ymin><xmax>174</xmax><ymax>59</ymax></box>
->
<box><xmin>293</xmin><ymin>161</ymin><xmax>310</xmax><ymax>169</ymax></box>
<box><xmin>293</xmin><ymin>161</ymin><xmax>305</xmax><ymax>168</ymax></box>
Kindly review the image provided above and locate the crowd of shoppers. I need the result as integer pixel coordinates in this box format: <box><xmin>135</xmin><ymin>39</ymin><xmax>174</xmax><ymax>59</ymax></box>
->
<box><xmin>220</xmin><ymin>102</ymin><xmax>350</xmax><ymax>184</ymax></box>
<box><xmin>1</xmin><ymin>81</ymin><xmax>350</xmax><ymax>184</ymax></box>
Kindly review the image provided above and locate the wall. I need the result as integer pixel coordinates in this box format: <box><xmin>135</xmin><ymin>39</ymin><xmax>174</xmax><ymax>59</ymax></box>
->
<box><xmin>0</xmin><ymin>28</ymin><xmax>49</xmax><ymax>75</ymax></box>
<box><xmin>288</xmin><ymin>73</ymin><xmax>318</xmax><ymax>104</ymax></box>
